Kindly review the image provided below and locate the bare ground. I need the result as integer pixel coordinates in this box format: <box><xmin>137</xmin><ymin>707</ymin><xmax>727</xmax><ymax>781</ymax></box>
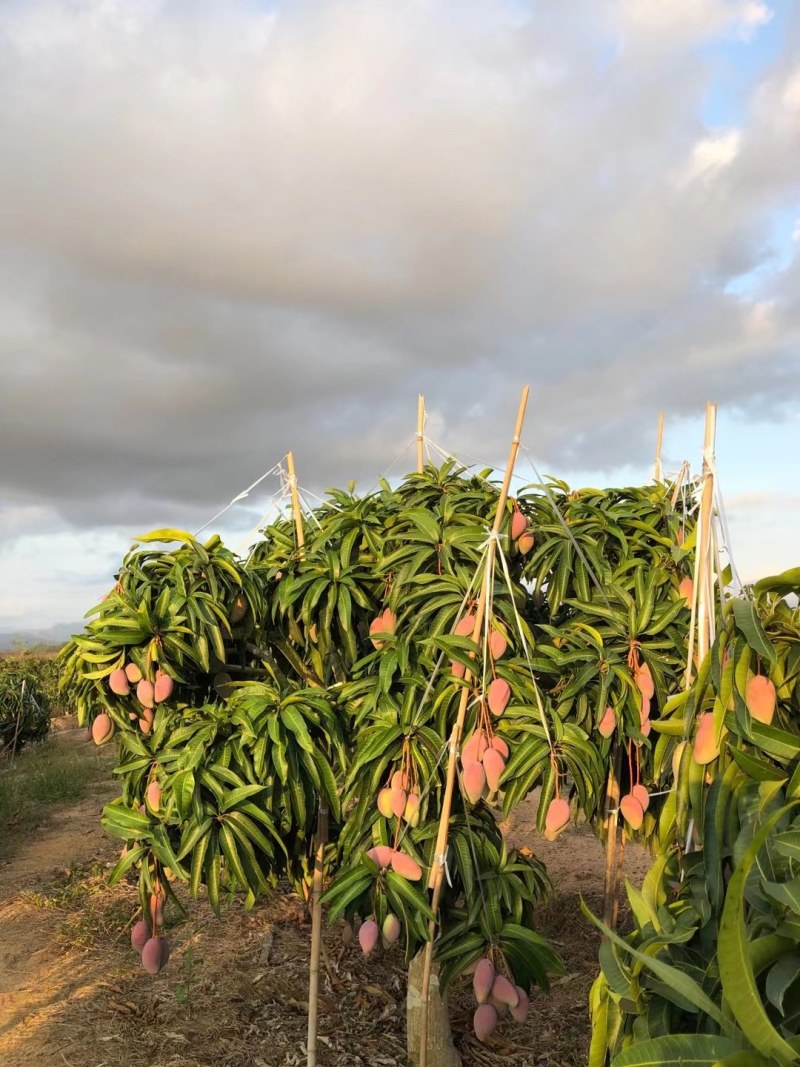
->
<box><xmin>0</xmin><ymin>733</ymin><xmax>650</xmax><ymax>1067</ymax></box>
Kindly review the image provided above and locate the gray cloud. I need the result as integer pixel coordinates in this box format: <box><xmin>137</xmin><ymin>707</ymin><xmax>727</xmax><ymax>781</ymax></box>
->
<box><xmin>0</xmin><ymin>0</ymin><xmax>799</xmax><ymax>537</ymax></box>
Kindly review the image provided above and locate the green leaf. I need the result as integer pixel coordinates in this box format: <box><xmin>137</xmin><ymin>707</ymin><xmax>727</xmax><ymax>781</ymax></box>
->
<box><xmin>732</xmin><ymin>599</ymin><xmax>777</xmax><ymax>668</ymax></box>
<box><xmin>611</xmin><ymin>1036</ymin><xmax>743</xmax><ymax>1067</ymax></box>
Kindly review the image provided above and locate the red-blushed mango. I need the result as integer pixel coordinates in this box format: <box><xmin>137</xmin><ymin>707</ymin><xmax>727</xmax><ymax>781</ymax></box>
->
<box><xmin>635</xmin><ymin>663</ymin><xmax>655</xmax><ymax>700</ymax></box>
<box><xmin>369</xmin><ymin>616</ymin><xmax>386</xmax><ymax>650</ymax></box>
<box><xmin>631</xmin><ymin>784</ymin><xmax>650</xmax><ymax>813</ymax></box>
<box><xmin>620</xmin><ymin>794</ymin><xmax>644</xmax><ymax>830</ymax></box>
<box><xmin>390</xmin><ymin>850</ymin><xmax>422</xmax><ymax>881</ymax></box>
<box><xmin>489</xmin><ymin>630</ymin><xmax>508</xmax><ymax>660</ymax></box>
<box><xmin>358</xmin><ymin>919</ymin><xmax>379</xmax><ymax>955</ymax></box>
<box><xmin>403</xmin><ymin>792</ymin><xmax>421</xmax><ymax>826</ymax></box>
<box><xmin>488</xmin><ymin>993</ymin><xmax>508</xmax><ymax>1017</ymax></box>
<box><xmin>473</xmin><ymin>1004</ymin><xmax>498</xmax><ymax>1042</ymax></box>
<box><xmin>366</xmin><ymin>845</ymin><xmax>394</xmax><ymax>869</ymax></box>
<box><xmin>462</xmin><ymin>730</ymin><xmax>488</xmax><ymax>766</ymax></box>
<box><xmin>128</xmin><ymin>711</ymin><xmax>138</xmax><ymax>721</ymax></box>
<box><xmin>146</xmin><ymin>781</ymin><xmax>162</xmax><ymax>812</ymax></box>
<box><xmin>483</xmin><ymin>748</ymin><xmax>506</xmax><ymax>793</ymax></box>
<box><xmin>488</xmin><ymin>678</ymin><xmax>511</xmax><ymax>718</ymax></box>
<box><xmin>517</xmin><ymin>532</ymin><xmax>535</xmax><ymax>555</ymax></box>
<box><xmin>137</xmin><ymin>679</ymin><xmax>155</xmax><ymax>709</ymax></box>
<box><xmin>154</xmin><ymin>672</ymin><xmax>174</xmax><ymax>704</ymax></box>
<box><xmin>141</xmin><ymin>937</ymin><xmax>168</xmax><ymax>975</ymax></box>
<box><xmin>451</xmin><ymin>659</ymin><xmax>467</xmax><ymax>680</ymax></box>
<box><xmin>679</xmin><ymin>577</ymin><xmax>694</xmax><ymax>607</ymax></box>
<box><xmin>491</xmin><ymin>974</ymin><xmax>519</xmax><ymax>1008</ymax></box>
<box><xmin>109</xmin><ymin>668</ymin><xmax>130</xmax><ymax>697</ymax></box>
<box><xmin>489</xmin><ymin>735</ymin><xmax>509</xmax><ymax>759</ymax></box>
<box><xmin>454</xmin><ymin>612</ymin><xmax>477</xmax><ymax>637</ymax></box>
<box><xmin>139</xmin><ymin>716</ymin><xmax>153</xmax><ymax>735</ymax></box>
<box><xmin>598</xmin><ymin>706</ymin><xmax>616</xmax><ymax>738</ymax></box>
<box><xmin>640</xmin><ymin>716</ymin><xmax>651</xmax><ymax>739</ymax></box>
<box><xmin>511</xmin><ymin>508</ymin><xmax>527</xmax><ymax>540</ymax></box>
<box><xmin>382</xmin><ymin>608</ymin><xmax>397</xmax><ymax>635</ymax></box>
<box><xmin>544</xmin><ymin>797</ymin><xmax>571</xmax><ymax>841</ymax></box>
<box><xmin>463</xmin><ymin>762</ymin><xmax>487</xmax><ymax>804</ymax></box>
<box><xmin>131</xmin><ymin>920</ymin><xmax>150</xmax><ymax>953</ymax></box>
<box><xmin>391</xmin><ymin>770</ymin><xmax>409</xmax><ymax>790</ymax></box>
<box><xmin>91</xmin><ymin>713</ymin><xmax>114</xmax><ymax>745</ymax></box>
<box><xmin>125</xmin><ymin>662</ymin><xmax>143</xmax><ymax>684</ymax></box>
<box><xmin>747</xmin><ymin>675</ymin><xmax>777</xmax><ymax>725</ymax></box>
<box><xmin>473</xmin><ymin>958</ymin><xmax>495</xmax><ymax>1004</ymax></box>
<box><xmin>377</xmin><ymin>788</ymin><xmax>394</xmax><ymax>819</ymax></box>
<box><xmin>229</xmin><ymin>594</ymin><xmax>248</xmax><ymax>624</ymax></box>
<box><xmin>382</xmin><ymin>913</ymin><xmax>401</xmax><ymax>945</ymax></box>
<box><xmin>693</xmin><ymin>712</ymin><xmax>719</xmax><ymax>765</ymax></box>
<box><xmin>390</xmin><ymin>787</ymin><xmax>407</xmax><ymax>818</ymax></box>
<box><xmin>510</xmin><ymin>986</ymin><xmax>530</xmax><ymax>1022</ymax></box>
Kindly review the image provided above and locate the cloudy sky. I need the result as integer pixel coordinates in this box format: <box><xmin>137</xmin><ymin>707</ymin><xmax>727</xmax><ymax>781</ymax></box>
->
<box><xmin>0</xmin><ymin>0</ymin><xmax>798</xmax><ymax>632</ymax></box>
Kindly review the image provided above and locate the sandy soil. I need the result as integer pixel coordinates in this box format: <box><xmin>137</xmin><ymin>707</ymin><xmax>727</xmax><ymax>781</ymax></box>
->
<box><xmin>0</xmin><ymin>737</ymin><xmax>650</xmax><ymax>1067</ymax></box>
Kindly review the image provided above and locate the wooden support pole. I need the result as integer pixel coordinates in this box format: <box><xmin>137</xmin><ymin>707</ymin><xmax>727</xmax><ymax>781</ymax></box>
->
<box><xmin>286</xmin><ymin>451</ymin><xmax>306</xmax><ymax>553</ymax></box>
<box><xmin>684</xmin><ymin>404</ymin><xmax>717</xmax><ymax>686</ymax></box>
<box><xmin>602</xmin><ymin>745</ymin><xmax>622</xmax><ymax>928</ymax></box>
<box><xmin>417</xmin><ymin>395</ymin><xmax>426</xmax><ymax>474</ymax></box>
<box><xmin>654</xmin><ymin>413</ymin><xmax>665</xmax><ymax>483</ymax></box>
<box><xmin>418</xmin><ymin>387</ymin><xmax>530</xmax><ymax>1067</ymax></box>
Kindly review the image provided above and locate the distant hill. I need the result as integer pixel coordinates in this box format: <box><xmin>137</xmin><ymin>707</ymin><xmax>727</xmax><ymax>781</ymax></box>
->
<box><xmin>0</xmin><ymin>621</ymin><xmax>84</xmax><ymax>652</ymax></box>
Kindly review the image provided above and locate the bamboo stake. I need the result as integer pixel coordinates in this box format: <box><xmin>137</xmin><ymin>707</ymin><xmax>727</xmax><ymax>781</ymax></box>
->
<box><xmin>417</xmin><ymin>395</ymin><xmax>426</xmax><ymax>474</ymax></box>
<box><xmin>602</xmin><ymin>745</ymin><xmax>622</xmax><ymax>927</ymax></box>
<box><xmin>287</xmin><ymin>451</ymin><xmax>328</xmax><ymax>1067</ymax></box>
<box><xmin>611</xmin><ymin>832</ymin><xmax>627</xmax><ymax>929</ymax></box>
<box><xmin>685</xmin><ymin>404</ymin><xmax>717</xmax><ymax>685</ymax></box>
<box><xmin>418</xmin><ymin>387</ymin><xmax>530</xmax><ymax>1067</ymax></box>
<box><xmin>654</xmin><ymin>413</ymin><xmax>665</xmax><ymax>483</ymax></box>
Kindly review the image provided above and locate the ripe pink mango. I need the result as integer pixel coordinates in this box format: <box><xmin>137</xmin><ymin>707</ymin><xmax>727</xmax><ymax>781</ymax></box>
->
<box><xmin>154</xmin><ymin>671</ymin><xmax>174</xmax><ymax>703</ymax></box>
<box><xmin>679</xmin><ymin>577</ymin><xmax>694</xmax><ymax>607</ymax></box>
<box><xmin>473</xmin><ymin>1003</ymin><xmax>498</xmax><ymax>1041</ymax></box>
<box><xmin>391</xmin><ymin>850</ymin><xmax>422</xmax><ymax>881</ymax></box>
<box><xmin>454</xmin><ymin>613</ymin><xmax>477</xmax><ymax>637</ymax></box>
<box><xmin>141</xmin><ymin>937</ymin><xmax>168</xmax><ymax>975</ymax></box>
<box><xmin>403</xmin><ymin>792</ymin><xmax>421</xmax><ymax>826</ymax></box>
<box><xmin>462</xmin><ymin>730</ymin><xmax>488</xmax><ymax>766</ymax></box>
<box><xmin>491</xmin><ymin>974</ymin><xmax>519</xmax><ymax>1008</ymax></box>
<box><xmin>511</xmin><ymin>508</ymin><xmax>527</xmax><ymax>540</ymax></box>
<box><xmin>463</xmin><ymin>762</ymin><xmax>487</xmax><ymax>804</ymax></box>
<box><xmin>483</xmin><ymin>749</ymin><xmax>506</xmax><ymax>793</ymax></box>
<box><xmin>693</xmin><ymin>712</ymin><xmax>719</xmax><ymax>765</ymax></box>
<box><xmin>109</xmin><ymin>668</ymin><xmax>130</xmax><ymax>697</ymax></box>
<box><xmin>544</xmin><ymin>797</ymin><xmax>570</xmax><ymax>841</ymax></box>
<box><xmin>620</xmin><ymin>794</ymin><xmax>644</xmax><ymax>830</ymax></box>
<box><xmin>747</xmin><ymin>675</ymin><xmax>776</xmax><ymax>725</ymax></box>
<box><xmin>131</xmin><ymin>920</ymin><xmax>150</xmax><ymax>953</ymax></box>
<box><xmin>146</xmin><ymin>781</ymin><xmax>162</xmax><ymax>812</ymax></box>
<box><xmin>489</xmin><ymin>735</ymin><xmax>509</xmax><ymax>759</ymax></box>
<box><xmin>390</xmin><ymin>786</ymin><xmax>407</xmax><ymax>819</ymax></box>
<box><xmin>137</xmin><ymin>679</ymin><xmax>155</xmax><ymax>709</ymax></box>
<box><xmin>359</xmin><ymin>919</ymin><xmax>379</xmax><ymax>955</ymax></box>
<box><xmin>489</xmin><ymin>630</ymin><xmax>508</xmax><ymax>660</ymax></box>
<box><xmin>91</xmin><ymin>713</ymin><xmax>114</xmax><ymax>745</ymax></box>
<box><xmin>488</xmin><ymin>678</ymin><xmax>511</xmax><ymax>718</ymax></box>
<box><xmin>473</xmin><ymin>958</ymin><xmax>495</xmax><ymax>1004</ymax></box>
<box><xmin>598</xmin><ymin>706</ymin><xmax>616</xmax><ymax>738</ymax></box>
<box><xmin>631</xmin><ymin>784</ymin><xmax>650</xmax><ymax>813</ymax></box>
<box><xmin>391</xmin><ymin>770</ymin><xmax>409</xmax><ymax>790</ymax></box>
<box><xmin>366</xmin><ymin>845</ymin><xmax>394</xmax><ymax>869</ymax></box>
<box><xmin>451</xmin><ymin>659</ymin><xmax>467</xmax><ymax>680</ymax></box>
<box><xmin>510</xmin><ymin>986</ymin><xmax>530</xmax><ymax>1022</ymax></box>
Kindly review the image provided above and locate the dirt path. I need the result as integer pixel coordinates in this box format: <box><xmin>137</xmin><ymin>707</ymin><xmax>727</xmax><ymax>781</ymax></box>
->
<box><xmin>0</xmin><ymin>738</ymin><xmax>651</xmax><ymax>1067</ymax></box>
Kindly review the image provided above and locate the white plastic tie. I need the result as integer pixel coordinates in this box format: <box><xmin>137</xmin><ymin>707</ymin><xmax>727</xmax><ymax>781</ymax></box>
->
<box><xmin>434</xmin><ymin>848</ymin><xmax>453</xmax><ymax>887</ymax></box>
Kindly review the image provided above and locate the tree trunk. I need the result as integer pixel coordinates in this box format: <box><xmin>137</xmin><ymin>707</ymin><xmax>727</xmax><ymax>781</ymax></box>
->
<box><xmin>406</xmin><ymin>949</ymin><xmax>461</xmax><ymax>1067</ymax></box>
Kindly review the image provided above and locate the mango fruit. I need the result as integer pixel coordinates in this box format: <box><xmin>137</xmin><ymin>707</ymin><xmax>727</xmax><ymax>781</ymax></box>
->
<box><xmin>146</xmin><ymin>781</ymin><xmax>162</xmax><ymax>812</ymax></box>
<box><xmin>137</xmin><ymin>679</ymin><xmax>155</xmax><ymax>709</ymax></box>
<box><xmin>377</xmin><ymin>788</ymin><xmax>394</xmax><ymax>819</ymax></box>
<box><xmin>510</xmin><ymin>986</ymin><xmax>530</xmax><ymax>1022</ymax></box>
<box><xmin>746</xmin><ymin>675</ymin><xmax>776</xmax><ymax>725</ymax></box>
<box><xmin>462</xmin><ymin>730</ymin><xmax>488</xmax><ymax>766</ymax></box>
<box><xmin>620</xmin><ymin>793</ymin><xmax>644</xmax><ymax>830</ymax></box>
<box><xmin>389</xmin><ymin>786</ymin><xmax>407</xmax><ymax>818</ymax></box>
<box><xmin>91</xmin><ymin>713</ymin><xmax>114</xmax><ymax>746</ymax></box>
<box><xmin>693</xmin><ymin>711</ymin><xmax>719</xmax><ymax>765</ymax></box>
<box><xmin>141</xmin><ymin>937</ymin><xmax>169</xmax><ymax>975</ymax></box>
<box><xmin>679</xmin><ymin>577</ymin><xmax>694</xmax><ymax>607</ymax></box>
<box><xmin>489</xmin><ymin>735</ymin><xmax>509</xmax><ymax>759</ymax></box>
<box><xmin>131</xmin><ymin>920</ymin><xmax>150</xmax><ymax>953</ymax></box>
<box><xmin>511</xmin><ymin>508</ymin><xmax>527</xmax><ymax>540</ymax></box>
<box><xmin>109</xmin><ymin>668</ymin><xmax>130</xmax><ymax>697</ymax></box>
<box><xmin>488</xmin><ymin>678</ymin><xmax>511</xmax><ymax>718</ymax></box>
<box><xmin>382</xmin><ymin>913</ymin><xmax>401</xmax><ymax>945</ymax></box>
<box><xmin>403</xmin><ymin>792</ymin><xmax>421</xmax><ymax>826</ymax></box>
<box><xmin>454</xmin><ymin>613</ymin><xmax>477</xmax><ymax>637</ymax></box>
<box><xmin>635</xmin><ymin>662</ymin><xmax>654</xmax><ymax>700</ymax></box>
<box><xmin>358</xmin><ymin>920</ymin><xmax>379</xmax><ymax>955</ymax></box>
<box><xmin>473</xmin><ymin>958</ymin><xmax>495</xmax><ymax>1004</ymax></box>
<box><xmin>483</xmin><ymin>748</ymin><xmax>506</xmax><ymax>793</ymax></box>
<box><xmin>598</xmin><ymin>706</ymin><xmax>616</xmax><ymax>738</ymax></box>
<box><xmin>366</xmin><ymin>845</ymin><xmax>394</xmax><ymax>869</ymax></box>
<box><xmin>391</xmin><ymin>770</ymin><xmax>409</xmax><ymax>790</ymax></box>
<box><xmin>631</xmin><ymin>784</ymin><xmax>650</xmax><ymax>813</ymax></box>
<box><xmin>463</xmin><ymin>762</ymin><xmax>487</xmax><ymax>804</ymax></box>
<box><xmin>544</xmin><ymin>797</ymin><xmax>570</xmax><ymax>841</ymax></box>
<box><xmin>391</xmin><ymin>850</ymin><xmax>422</xmax><ymax>881</ymax></box>
<box><xmin>154</xmin><ymin>671</ymin><xmax>174</xmax><ymax>703</ymax></box>
<box><xmin>473</xmin><ymin>1003</ymin><xmax>498</xmax><ymax>1041</ymax></box>
<box><xmin>489</xmin><ymin>630</ymin><xmax>508</xmax><ymax>660</ymax></box>
<box><xmin>517</xmin><ymin>532</ymin><xmax>535</xmax><ymax>554</ymax></box>
<box><xmin>125</xmin><ymin>662</ymin><xmax>143</xmax><ymax>684</ymax></box>
<box><xmin>491</xmin><ymin>974</ymin><xmax>519</xmax><ymax>1008</ymax></box>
